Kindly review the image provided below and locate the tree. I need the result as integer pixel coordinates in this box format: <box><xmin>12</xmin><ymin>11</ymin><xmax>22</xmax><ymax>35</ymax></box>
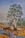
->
<box><xmin>7</xmin><ymin>4</ymin><xmax>23</xmax><ymax>28</ymax></box>
<box><xmin>17</xmin><ymin>21</ymin><xmax>21</xmax><ymax>26</ymax></box>
<box><xmin>23</xmin><ymin>21</ymin><xmax>25</xmax><ymax>27</ymax></box>
<box><xmin>7</xmin><ymin>4</ymin><xmax>23</xmax><ymax>18</ymax></box>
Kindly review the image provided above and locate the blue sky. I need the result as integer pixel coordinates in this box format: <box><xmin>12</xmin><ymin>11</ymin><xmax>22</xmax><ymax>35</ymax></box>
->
<box><xmin>0</xmin><ymin>0</ymin><xmax>25</xmax><ymax>18</ymax></box>
<box><xmin>0</xmin><ymin>0</ymin><xmax>17</xmax><ymax>7</ymax></box>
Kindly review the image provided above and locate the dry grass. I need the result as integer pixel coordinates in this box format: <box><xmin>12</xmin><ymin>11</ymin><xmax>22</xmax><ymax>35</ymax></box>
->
<box><xmin>0</xmin><ymin>22</ymin><xmax>25</xmax><ymax>36</ymax></box>
<box><xmin>0</xmin><ymin>34</ymin><xmax>9</xmax><ymax>38</ymax></box>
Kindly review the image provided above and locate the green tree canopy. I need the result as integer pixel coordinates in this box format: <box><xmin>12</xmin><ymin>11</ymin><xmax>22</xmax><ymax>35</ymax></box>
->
<box><xmin>7</xmin><ymin>4</ymin><xmax>23</xmax><ymax>19</ymax></box>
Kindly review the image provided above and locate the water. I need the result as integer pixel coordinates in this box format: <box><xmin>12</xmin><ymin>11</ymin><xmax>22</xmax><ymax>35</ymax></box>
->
<box><xmin>16</xmin><ymin>36</ymin><xmax>25</xmax><ymax>38</ymax></box>
<box><xmin>0</xmin><ymin>29</ymin><xmax>25</xmax><ymax>38</ymax></box>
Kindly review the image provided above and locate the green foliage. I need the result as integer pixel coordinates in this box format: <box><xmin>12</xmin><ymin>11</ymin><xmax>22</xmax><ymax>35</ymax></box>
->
<box><xmin>17</xmin><ymin>20</ymin><xmax>25</xmax><ymax>26</ymax></box>
<box><xmin>7</xmin><ymin>4</ymin><xmax>23</xmax><ymax>18</ymax></box>
<box><xmin>22</xmin><ymin>21</ymin><xmax>25</xmax><ymax>26</ymax></box>
<box><xmin>7</xmin><ymin>4</ymin><xmax>23</xmax><ymax>27</ymax></box>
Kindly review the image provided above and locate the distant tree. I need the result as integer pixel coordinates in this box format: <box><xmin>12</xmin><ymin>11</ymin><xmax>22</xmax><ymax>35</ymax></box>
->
<box><xmin>23</xmin><ymin>21</ymin><xmax>25</xmax><ymax>27</ymax></box>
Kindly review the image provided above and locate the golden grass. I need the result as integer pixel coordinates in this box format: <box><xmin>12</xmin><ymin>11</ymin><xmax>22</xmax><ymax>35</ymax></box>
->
<box><xmin>0</xmin><ymin>34</ymin><xmax>9</xmax><ymax>38</ymax></box>
<box><xmin>0</xmin><ymin>22</ymin><xmax>25</xmax><ymax>36</ymax></box>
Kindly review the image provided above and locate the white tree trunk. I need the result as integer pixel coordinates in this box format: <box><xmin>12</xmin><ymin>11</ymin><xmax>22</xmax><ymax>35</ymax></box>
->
<box><xmin>13</xmin><ymin>19</ymin><xmax>16</xmax><ymax>28</ymax></box>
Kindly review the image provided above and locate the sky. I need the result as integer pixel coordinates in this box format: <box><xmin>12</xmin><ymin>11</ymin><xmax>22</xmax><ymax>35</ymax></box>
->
<box><xmin>0</xmin><ymin>0</ymin><xmax>25</xmax><ymax>18</ymax></box>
